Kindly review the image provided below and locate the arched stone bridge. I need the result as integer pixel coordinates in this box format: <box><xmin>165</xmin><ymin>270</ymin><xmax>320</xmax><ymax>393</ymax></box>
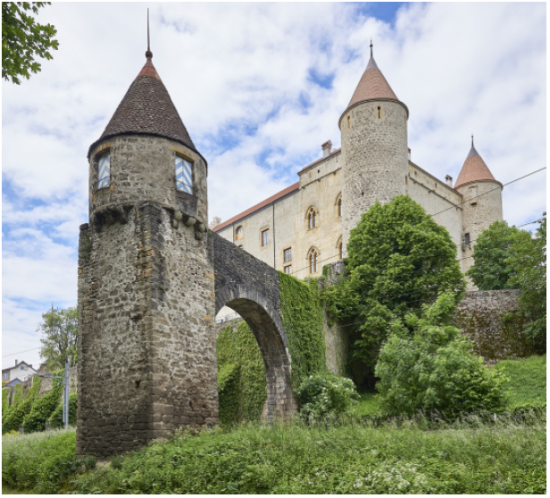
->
<box><xmin>210</xmin><ymin>232</ymin><xmax>297</xmax><ymax>420</ymax></box>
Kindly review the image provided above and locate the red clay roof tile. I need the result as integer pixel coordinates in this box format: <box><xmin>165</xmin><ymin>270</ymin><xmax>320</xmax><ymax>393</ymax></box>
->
<box><xmin>454</xmin><ymin>143</ymin><xmax>497</xmax><ymax>189</ymax></box>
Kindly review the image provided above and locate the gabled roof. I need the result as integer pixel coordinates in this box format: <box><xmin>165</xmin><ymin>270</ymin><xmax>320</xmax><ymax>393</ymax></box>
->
<box><xmin>212</xmin><ymin>182</ymin><xmax>300</xmax><ymax>232</ymax></box>
<box><xmin>454</xmin><ymin>140</ymin><xmax>498</xmax><ymax>189</ymax></box>
<box><xmin>88</xmin><ymin>53</ymin><xmax>205</xmax><ymax>165</ymax></box>
<box><xmin>3</xmin><ymin>379</ymin><xmax>23</xmax><ymax>388</ymax></box>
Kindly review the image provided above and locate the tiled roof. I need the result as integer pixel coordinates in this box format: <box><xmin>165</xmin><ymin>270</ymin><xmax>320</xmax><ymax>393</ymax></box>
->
<box><xmin>212</xmin><ymin>182</ymin><xmax>300</xmax><ymax>232</ymax></box>
<box><xmin>454</xmin><ymin>143</ymin><xmax>497</xmax><ymax>189</ymax></box>
<box><xmin>88</xmin><ymin>55</ymin><xmax>203</xmax><ymax>163</ymax></box>
<box><xmin>346</xmin><ymin>52</ymin><xmax>401</xmax><ymax>111</ymax></box>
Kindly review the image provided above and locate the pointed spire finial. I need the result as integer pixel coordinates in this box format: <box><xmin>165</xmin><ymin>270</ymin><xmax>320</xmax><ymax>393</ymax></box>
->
<box><xmin>370</xmin><ymin>39</ymin><xmax>373</xmax><ymax>59</ymax></box>
<box><xmin>471</xmin><ymin>134</ymin><xmax>474</xmax><ymax>147</ymax></box>
<box><xmin>145</xmin><ymin>8</ymin><xmax>153</xmax><ymax>59</ymax></box>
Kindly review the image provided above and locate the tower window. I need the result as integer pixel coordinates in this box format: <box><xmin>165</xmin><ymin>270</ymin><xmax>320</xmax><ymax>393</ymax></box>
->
<box><xmin>464</xmin><ymin>233</ymin><xmax>471</xmax><ymax>246</ymax></box>
<box><xmin>175</xmin><ymin>155</ymin><xmax>193</xmax><ymax>194</ymax></box>
<box><xmin>377</xmin><ymin>106</ymin><xmax>382</xmax><ymax>119</ymax></box>
<box><xmin>337</xmin><ymin>237</ymin><xmax>343</xmax><ymax>260</ymax></box>
<box><xmin>309</xmin><ymin>249</ymin><xmax>318</xmax><ymax>274</ymax></box>
<box><xmin>235</xmin><ymin>226</ymin><xmax>243</xmax><ymax>240</ymax></box>
<box><xmin>261</xmin><ymin>229</ymin><xmax>269</xmax><ymax>247</ymax></box>
<box><xmin>284</xmin><ymin>248</ymin><xmax>292</xmax><ymax>262</ymax></box>
<box><xmin>347</xmin><ymin>115</ymin><xmax>351</xmax><ymax>129</ymax></box>
<box><xmin>97</xmin><ymin>152</ymin><xmax>111</xmax><ymax>189</ymax></box>
<box><xmin>307</xmin><ymin>207</ymin><xmax>318</xmax><ymax>229</ymax></box>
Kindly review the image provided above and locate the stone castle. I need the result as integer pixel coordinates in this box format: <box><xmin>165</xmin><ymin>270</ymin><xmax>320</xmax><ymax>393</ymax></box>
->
<box><xmin>211</xmin><ymin>43</ymin><xmax>503</xmax><ymax>286</ymax></box>
<box><xmin>76</xmin><ymin>39</ymin><xmax>504</xmax><ymax>457</ymax></box>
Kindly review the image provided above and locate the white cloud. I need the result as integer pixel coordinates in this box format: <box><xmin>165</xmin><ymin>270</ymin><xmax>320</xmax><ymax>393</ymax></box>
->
<box><xmin>2</xmin><ymin>3</ymin><xmax>546</xmax><ymax>366</ymax></box>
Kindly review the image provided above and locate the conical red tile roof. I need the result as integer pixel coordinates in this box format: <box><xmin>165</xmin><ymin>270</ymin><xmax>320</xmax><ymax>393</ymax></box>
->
<box><xmin>88</xmin><ymin>55</ymin><xmax>204</xmax><ymax>164</ymax></box>
<box><xmin>347</xmin><ymin>55</ymin><xmax>399</xmax><ymax>108</ymax></box>
<box><xmin>454</xmin><ymin>141</ymin><xmax>497</xmax><ymax>189</ymax></box>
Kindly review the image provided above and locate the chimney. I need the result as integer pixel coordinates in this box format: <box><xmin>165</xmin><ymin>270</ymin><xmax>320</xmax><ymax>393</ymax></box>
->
<box><xmin>407</xmin><ymin>148</ymin><xmax>411</xmax><ymax>161</ymax></box>
<box><xmin>445</xmin><ymin>175</ymin><xmax>453</xmax><ymax>187</ymax></box>
<box><xmin>321</xmin><ymin>140</ymin><xmax>332</xmax><ymax>158</ymax></box>
<box><xmin>15</xmin><ymin>359</ymin><xmax>17</xmax><ymax>366</ymax></box>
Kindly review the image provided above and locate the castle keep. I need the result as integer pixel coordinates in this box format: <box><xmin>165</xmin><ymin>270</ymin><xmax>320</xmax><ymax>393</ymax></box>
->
<box><xmin>212</xmin><ymin>44</ymin><xmax>503</xmax><ymax>285</ymax></box>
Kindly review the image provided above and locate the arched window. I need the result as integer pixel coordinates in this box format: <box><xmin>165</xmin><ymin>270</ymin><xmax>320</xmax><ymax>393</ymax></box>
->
<box><xmin>308</xmin><ymin>248</ymin><xmax>319</xmax><ymax>274</ymax></box>
<box><xmin>97</xmin><ymin>152</ymin><xmax>111</xmax><ymax>189</ymax></box>
<box><xmin>337</xmin><ymin>237</ymin><xmax>343</xmax><ymax>260</ymax></box>
<box><xmin>335</xmin><ymin>193</ymin><xmax>342</xmax><ymax>217</ymax></box>
<box><xmin>235</xmin><ymin>226</ymin><xmax>243</xmax><ymax>240</ymax></box>
<box><xmin>307</xmin><ymin>207</ymin><xmax>318</xmax><ymax>230</ymax></box>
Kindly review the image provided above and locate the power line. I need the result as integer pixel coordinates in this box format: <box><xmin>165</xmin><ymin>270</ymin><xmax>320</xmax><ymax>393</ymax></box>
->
<box><xmin>2</xmin><ymin>347</ymin><xmax>41</xmax><ymax>358</ymax></box>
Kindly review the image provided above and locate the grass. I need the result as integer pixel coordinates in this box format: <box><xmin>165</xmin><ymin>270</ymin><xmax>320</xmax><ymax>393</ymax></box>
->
<box><xmin>495</xmin><ymin>354</ymin><xmax>546</xmax><ymax>408</ymax></box>
<box><xmin>2</xmin><ymin>355</ymin><xmax>546</xmax><ymax>494</ymax></box>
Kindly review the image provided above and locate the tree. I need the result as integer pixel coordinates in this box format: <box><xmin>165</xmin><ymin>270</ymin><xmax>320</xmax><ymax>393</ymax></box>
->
<box><xmin>323</xmin><ymin>195</ymin><xmax>465</xmax><ymax>387</ymax></box>
<box><xmin>375</xmin><ymin>293</ymin><xmax>506</xmax><ymax>416</ymax></box>
<box><xmin>506</xmin><ymin>214</ymin><xmax>546</xmax><ymax>346</ymax></box>
<box><xmin>38</xmin><ymin>306</ymin><xmax>77</xmax><ymax>371</ymax></box>
<box><xmin>466</xmin><ymin>220</ymin><xmax>528</xmax><ymax>290</ymax></box>
<box><xmin>2</xmin><ymin>2</ymin><xmax>59</xmax><ymax>85</ymax></box>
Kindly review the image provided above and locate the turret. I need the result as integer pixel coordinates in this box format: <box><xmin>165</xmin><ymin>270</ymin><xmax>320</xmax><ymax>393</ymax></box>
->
<box><xmin>454</xmin><ymin>137</ymin><xmax>503</xmax><ymax>277</ymax></box>
<box><xmin>340</xmin><ymin>42</ymin><xmax>409</xmax><ymax>247</ymax></box>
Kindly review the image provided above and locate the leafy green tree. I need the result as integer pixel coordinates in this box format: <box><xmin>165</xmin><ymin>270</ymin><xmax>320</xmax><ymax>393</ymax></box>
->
<box><xmin>38</xmin><ymin>306</ymin><xmax>78</xmax><ymax>371</ymax></box>
<box><xmin>2</xmin><ymin>2</ymin><xmax>59</xmax><ymax>84</ymax></box>
<box><xmin>466</xmin><ymin>220</ymin><xmax>528</xmax><ymax>290</ymax></box>
<box><xmin>375</xmin><ymin>293</ymin><xmax>506</xmax><ymax>416</ymax></box>
<box><xmin>322</xmin><ymin>195</ymin><xmax>465</xmax><ymax>387</ymax></box>
<box><xmin>506</xmin><ymin>214</ymin><xmax>546</xmax><ymax>346</ymax></box>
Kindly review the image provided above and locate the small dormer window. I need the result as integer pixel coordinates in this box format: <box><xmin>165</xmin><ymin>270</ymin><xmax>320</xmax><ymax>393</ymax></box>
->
<box><xmin>97</xmin><ymin>152</ymin><xmax>111</xmax><ymax>189</ymax></box>
<box><xmin>175</xmin><ymin>155</ymin><xmax>193</xmax><ymax>194</ymax></box>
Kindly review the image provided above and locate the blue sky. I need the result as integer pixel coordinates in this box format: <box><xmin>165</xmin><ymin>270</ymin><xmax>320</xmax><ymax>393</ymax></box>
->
<box><xmin>2</xmin><ymin>2</ymin><xmax>546</xmax><ymax>369</ymax></box>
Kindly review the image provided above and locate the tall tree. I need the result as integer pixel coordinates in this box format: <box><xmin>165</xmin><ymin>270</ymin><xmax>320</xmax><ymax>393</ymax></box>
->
<box><xmin>506</xmin><ymin>214</ymin><xmax>546</xmax><ymax>347</ymax></box>
<box><xmin>323</xmin><ymin>195</ymin><xmax>465</xmax><ymax>387</ymax></box>
<box><xmin>38</xmin><ymin>306</ymin><xmax>77</xmax><ymax>371</ymax></box>
<box><xmin>466</xmin><ymin>220</ymin><xmax>527</xmax><ymax>290</ymax></box>
<box><xmin>2</xmin><ymin>2</ymin><xmax>59</xmax><ymax>85</ymax></box>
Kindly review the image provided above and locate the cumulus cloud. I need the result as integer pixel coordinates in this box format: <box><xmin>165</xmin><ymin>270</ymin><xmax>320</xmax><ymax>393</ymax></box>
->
<box><xmin>2</xmin><ymin>3</ymin><xmax>545</xmax><ymax>367</ymax></box>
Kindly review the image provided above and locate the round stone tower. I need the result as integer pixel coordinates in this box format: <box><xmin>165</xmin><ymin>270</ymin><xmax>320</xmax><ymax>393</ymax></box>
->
<box><xmin>340</xmin><ymin>43</ymin><xmax>410</xmax><ymax>247</ymax></box>
<box><xmin>454</xmin><ymin>138</ymin><xmax>503</xmax><ymax>277</ymax></box>
<box><xmin>77</xmin><ymin>47</ymin><xmax>218</xmax><ymax>458</ymax></box>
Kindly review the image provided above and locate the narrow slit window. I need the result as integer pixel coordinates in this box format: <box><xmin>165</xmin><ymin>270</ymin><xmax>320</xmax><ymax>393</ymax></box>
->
<box><xmin>337</xmin><ymin>197</ymin><xmax>342</xmax><ymax>217</ymax></box>
<box><xmin>175</xmin><ymin>155</ymin><xmax>193</xmax><ymax>194</ymax></box>
<box><xmin>97</xmin><ymin>152</ymin><xmax>111</xmax><ymax>189</ymax></box>
<box><xmin>338</xmin><ymin>241</ymin><xmax>343</xmax><ymax>260</ymax></box>
<box><xmin>464</xmin><ymin>233</ymin><xmax>471</xmax><ymax>246</ymax></box>
<box><xmin>347</xmin><ymin>115</ymin><xmax>351</xmax><ymax>129</ymax></box>
<box><xmin>377</xmin><ymin>106</ymin><xmax>382</xmax><ymax>119</ymax></box>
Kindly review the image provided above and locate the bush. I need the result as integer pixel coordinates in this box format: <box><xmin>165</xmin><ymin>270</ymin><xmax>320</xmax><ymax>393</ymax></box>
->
<box><xmin>3</xmin><ymin>396</ymin><xmax>33</xmax><ymax>434</ymax></box>
<box><xmin>2</xmin><ymin>387</ymin><xmax>9</xmax><ymax>414</ymax></box>
<box><xmin>297</xmin><ymin>373</ymin><xmax>359</xmax><ymax>419</ymax></box>
<box><xmin>110</xmin><ymin>454</ymin><xmax>124</xmax><ymax>470</ymax></box>
<box><xmin>22</xmin><ymin>374</ymin><xmax>63</xmax><ymax>433</ymax></box>
<box><xmin>83</xmin><ymin>454</ymin><xmax>97</xmax><ymax>470</ymax></box>
<box><xmin>49</xmin><ymin>392</ymin><xmax>77</xmax><ymax>428</ymax></box>
<box><xmin>375</xmin><ymin>293</ymin><xmax>506</xmax><ymax>416</ymax></box>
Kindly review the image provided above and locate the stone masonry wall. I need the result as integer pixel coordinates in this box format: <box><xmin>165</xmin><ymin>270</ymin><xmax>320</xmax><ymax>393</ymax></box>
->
<box><xmin>455</xmin><ymin>289</ymin><xmax>537</xmax><ymax>361</ymax></box>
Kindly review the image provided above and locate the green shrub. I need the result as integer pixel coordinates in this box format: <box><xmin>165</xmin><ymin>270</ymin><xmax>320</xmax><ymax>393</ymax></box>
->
<box><xmin>49</xmin><ymin>392</ymin><xmax>77</xmax><ymax>428</ymax></box>
<box><xmin>23</xmin><ymin>374</ymin><xmax>63</xmax><ymax>433</ymax></box>
<box><xmin>376</xmin><ymin>293</ymin><xmax>506</xmax><ymax>416</ymax></box>
<box><xmin>297</xmin><ymin>373</ymin><xmax>359</xmax><ymax>419</ymax></box>
<box><xmin>2</xmin><ymin>427</ymin><xmax>77</xmax><ymax>493</ymax></box>
<box><xmin>12</xmin><ymin>383</ymin><xmax>23</xmax><ymax>406</ymax></box>
<box><xmin>83</xmin><ymin>454</ymin><xmax>97</xmax><ymax>470</ymax></box>
<box><xmin>217</xmin><ymin>322</ymin><xmax>266</xmax><ymax>424</ymax></box>
<box><xmin>2</xmin><ymin>378</ymin><xmax>41</xmax><ymax>434</ymax></box>
<box><xmin>2</xmin><ymin>387</ymin><xmax>8</xmax><ymax>414</ymax></box>
<box><xmin>110</xmin><ymin>454</ymin><xmax>123</xmax><ymax>470</ymax></box>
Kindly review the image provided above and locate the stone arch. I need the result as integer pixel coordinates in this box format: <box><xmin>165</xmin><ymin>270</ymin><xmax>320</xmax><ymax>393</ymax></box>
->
<box><xmin>212</xmin><ymin>232</ymin><xmax>297</xmax><ymax>421</ymax></box>
<box><xmin>305</xmin><ymin>205</ymin><xmax>319</xmax><ymax>230</ymax></box>
<box><xmin>306</xmin><ymin>246</ymin><xmax>320</xmax><ymax>274</ymax></box>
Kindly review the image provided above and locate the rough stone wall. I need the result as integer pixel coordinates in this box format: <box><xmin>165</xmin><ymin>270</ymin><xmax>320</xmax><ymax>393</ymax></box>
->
<box><xmin>340</xmin><ymin>100</ymin><xmax>408</xmax><ymax>247</ymax></box>
<box><xmin>456</xmin><ymin>181</ymin><xmax>503</xmax><ymax>280</ymax></box>
<box><xmin>212</xmin><ymin>232</ymin><xmax>297</xmax><ymax>420</ymax></box>
<box><xmin>455</xmin><ymin>289</ymin><xmax>536</xmax><ymax>361</ymax></box>
<box><xmin>37</xmin><ymin>366</ymin><xmax>78</xmax><ymax>397</ymax></box>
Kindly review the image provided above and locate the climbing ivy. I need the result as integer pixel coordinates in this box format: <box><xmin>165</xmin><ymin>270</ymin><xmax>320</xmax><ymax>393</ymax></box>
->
<box><xmin>23</xmin><ymin>373</ymin><xmax>62</xmax><ymax>433</ymax></box>
<box><xmin>2</xmin><ymin>387</ymin><xmax>8</xmax><ymax>414</ymax></box>
<box><xmin>49</xmin><ymin>392</ymin><xmax>77</xmax><ymax>429</ymax></box>
<box><xmin>217</xmin><ymin>322</ymin><xmax>267</xmax><ymax>425</ymax></box>
<box><xmin>2</xmin><ymin>377</ymin><xmax>41</xmax><ymax>434</ymax></box>
<box><xmin>279</xmin><ymin>272</ymin><xmax>327</xmax><ymax>388</ymax></box>
<box><xmin>12</xmin><ymin>383</ymin><xmax>23</xmax><ymax>406</ymax></box>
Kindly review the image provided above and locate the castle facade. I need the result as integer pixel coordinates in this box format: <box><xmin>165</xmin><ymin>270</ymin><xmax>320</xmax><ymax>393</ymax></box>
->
<box><xmin>212</xmin><ymin>46</ymin><xmax>503</xmax><ymax>286</ymax></box>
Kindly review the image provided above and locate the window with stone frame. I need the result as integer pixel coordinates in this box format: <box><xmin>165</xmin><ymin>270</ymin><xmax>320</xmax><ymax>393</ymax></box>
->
<box><xmin>284</xmin><ymin>265</ymin><xmax>292</xmax><ymax>275</ymax></box>
<box><xmin>261</xmin><ymin>229</ymin><xmax>269</xmax><ymax>247</ymax></box>
<box><xmin>175</xmin><ymin>155</ymin><xmax>193</xmax><ymax>194</ymax></box>
<box><xmin>97</xmin><ymin>152</ymin><xmax>111</xmax><ymax>189</ymax></box>
<box><xmin>284</xmin><ymin>247</ymin><xmax>292</xmax><ymax>263</ymax></box>
<box><xmin>464</xmin><ymin>233</ymin><xmax>471</xmax><ymax>246</ymax></box>
<box><xmin>235</xmin><ymin>225</ymin><xmax>243</xmax><ymax>240</ymax></box>
<box><xmin>308</xmin><ymin>248</ymin><xmax>318</xmax><ymax>274</ymax></box>
<box><xmin>307</xmin><ymin>207</ymin><xmax>318</xmax><ymax>229</ymax></box>
<box><xmin>336</xmin><ymin>194</ymin><xmax>342</xmax><ymax>217</ymax></box>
